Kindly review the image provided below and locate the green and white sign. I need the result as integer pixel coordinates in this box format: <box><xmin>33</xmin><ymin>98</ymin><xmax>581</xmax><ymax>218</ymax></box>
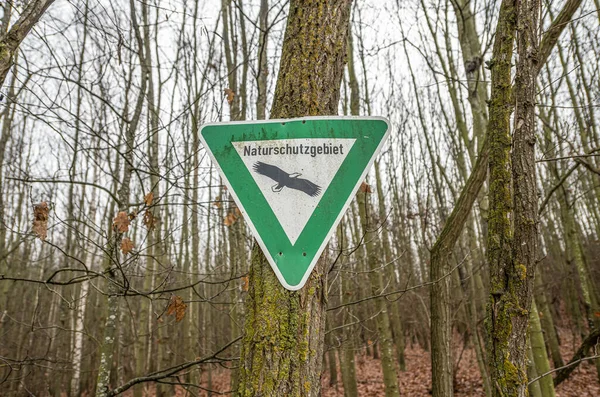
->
<box><xmin>200</xmin><ymin>116</ymin><xmax>390</xmax><ymax>290</ymax></box>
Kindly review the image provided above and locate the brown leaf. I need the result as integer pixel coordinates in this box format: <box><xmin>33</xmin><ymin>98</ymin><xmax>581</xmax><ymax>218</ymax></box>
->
<box><xmin>113</xmin><ymin>211</ymin><xmax>130</xmax><ymax>233</ymax></box>
<box><xmin>33</xmin><ymin>202</ymin><xmax>49</xmax><ymax>240</ymax></box>
<box><xmin>242</xmin><ymin>276</ymin><xmax>249</xmax><ymax>292</ymax></box>
<box><xmin>143</xmin><ymin>210</ymin><xmax>157</xmax><ymax>230</ymax></box>
<box><xmin>224</xmin><ymin>88</ymin><xmax>235</xmax><ymax>105</ymax></box>
<box><xmin>224</xmin><ymin>210</ymin><xmax>239</xmax><ymax>227</ymax></box>
<box><xmin>360</xmin><ymin>182</ymin><xmax>372</xmax><ymax>193</ymax></box>
<box><xmin>120</xmin><ymin>237</ymin><xmax>134</xmax><ymax>254</ymax></box>
<box><xmin>144</xmin><ymin>192</ymin><xmax>154</xmax><ymax>206</ymax></box>
<box><xmin>214</xmin><ymin>195</ymin><xmax>222</xmax><ymax>208</ymax></box>
<box><xmin>128</xmin><ymin>210</ymin><xmax>138</xmax><ymax>221</ymax></box>
<box><xmin>166</xmin><ymin>296</ymin><xmax>187</xmax><ymax>322</ymax></box>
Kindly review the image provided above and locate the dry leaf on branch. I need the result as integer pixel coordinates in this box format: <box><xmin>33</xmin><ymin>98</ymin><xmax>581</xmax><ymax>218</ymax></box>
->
<box><xmin>143</xmin><ymin>210</ymin><xmax>157</xmax><ymax>230</ymax></box>
<box><xmin>113</xmin><ymin>211</ymin><xmax>130</xmax><ymax>233</ymax></box>
<box><xmin>32</xmin><ymin>202</ymin><xmax>49</xmax><ymax>240</ymax></box>
<box><xmin>360</xmin><ymin>182</ymin><xmax>372</xmax><ymax>193</ymax></box>
<box><xmin>224</xmin><ymin>88</ymin><xmax>235</xmax><ymax>105</ymax></box>
<box><xmin>224</xmin><ymin>210</ymin><xmax>239</xmax><ymax>227</ymax></box>
<box><xmin>242</xmin><ymin>275</ymin><xmax>249</xmax><ymax>292</ymax></box>
<box><xmin>128</xmin><ymin>210</ymin><xmax>138</xmax><ymax>221</ymax></box>
<box><xmin>214</xmin><ymin>195</ymin><xmax>222</xmax><ymax>208</ymax></box>
<box><xmin>144</xmin><ymin>192</ymin><xmax>154</xmax><ymax>206</ymax></box>
<box><xmin>166</xmin><ymin>295</ymin><xmax>187</xmax><ymax>322</ymax></box>
<box><xmin>120</xmin><ymin>237</ymin><xmax>134</xmax><ymax>254</ymax></box>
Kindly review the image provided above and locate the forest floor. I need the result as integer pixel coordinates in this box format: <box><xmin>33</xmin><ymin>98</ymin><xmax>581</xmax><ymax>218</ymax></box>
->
<box><xmin>319</xmin><ymin>341</ymin><xmax>600</xmax><ymax>396</ymax></box>
<box><xmin>129</xmin><ymin>330</ymin><xmax>600</xmax><ymax>396</ymax></box>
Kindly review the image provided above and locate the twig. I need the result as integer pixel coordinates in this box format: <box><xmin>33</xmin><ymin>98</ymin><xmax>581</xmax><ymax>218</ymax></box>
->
<box><xmin>106</xmin><ymin>336</ymin><xmax>241</xmax><ymax>396</ymax></box>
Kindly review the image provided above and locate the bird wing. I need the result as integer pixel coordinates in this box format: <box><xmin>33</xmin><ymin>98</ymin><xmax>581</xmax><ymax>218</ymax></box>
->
<box><xmin>286</xmin><ymin>177</ymin><xmax>322</xmax><ymax>197</ymax></box>
<box><xmin>253</xmin><ymin>162</ymin><xmax>286</xmax><ymax>182</ymax></box>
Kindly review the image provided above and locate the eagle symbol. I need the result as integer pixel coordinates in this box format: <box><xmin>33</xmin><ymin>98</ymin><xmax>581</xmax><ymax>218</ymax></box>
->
<box><xmin>253</xmin><ymin>161</ymin><xmax>322</xmax><ymax>197</ymax></box>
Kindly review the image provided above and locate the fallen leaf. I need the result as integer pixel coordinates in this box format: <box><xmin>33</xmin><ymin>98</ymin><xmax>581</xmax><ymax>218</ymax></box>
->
<box><xmin>224</xmin><ymin>88</ymin><xmax>235</xmax><ymax>105</ymax></box>
<box><xmin>166</xmin><ymin>296</ymin><xmax>187</xmax><ymax>322</ymax></box>
<box><xmin>33</xmin><ymin>202</ymin><xmax>49</xmax><ymax>240</ymax></box>
<box><xmin>144</xmin><ymin>192</ymin><xmax>154</xmax><ymax>206</ymax></box>
<box><xmin>113</xmin><ymin>211</ymin><xmax>130</xmax><ymax>233</ymax></box>
<box><xmin>120</xmin><ymin>237</ymin><xmax>134</xmax><ymax>254</ymax></box>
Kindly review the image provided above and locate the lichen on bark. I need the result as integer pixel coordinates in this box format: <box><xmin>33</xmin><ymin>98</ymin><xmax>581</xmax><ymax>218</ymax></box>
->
<box><xmin>485</xmin><ymin>0</ymin><xmax>542</xmax><ymax>395</ymax></box>
<box><xmin>236</xmin><ymin>1</ymin><xmax>352</xmax><ymax>396</ymax></box>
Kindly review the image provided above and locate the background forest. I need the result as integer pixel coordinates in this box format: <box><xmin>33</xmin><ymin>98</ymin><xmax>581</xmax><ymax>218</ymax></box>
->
<box><xmin>1</xmin><ymin>0</ymin><xmax>600</xmax><ymax>396</ymax></box>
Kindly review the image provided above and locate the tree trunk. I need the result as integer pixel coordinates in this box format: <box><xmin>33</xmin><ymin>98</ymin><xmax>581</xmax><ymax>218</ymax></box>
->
<box><xmin>237</xmin><ymin>2</ymin><xmax>352</xmax><ymax>396</ymax></box>
<box><xmin>486</xmin><ymin>0</ymin><xmax>540</xmax><ymax>395</ymax></box>
<box><xmin>96</xmin><ymin>2</ymin><xmax>148</xmax><ymax>392</ymax></box>
<box><xmin>428</xmin><ymin>0</ymin><xmax>582</xmax><ymax>392</ymax></box>
<box><xmin>356</xmin><ymin>189</ymin><xmax>400</xmax><ymax>396</ymax></box>
<box><xmin>339</xmin><ymin>225</ymin><xmax>359</xmax><ymax>397</ymax></box>
<box><xmin>256</xmin><ymin>0</ymin><xmax>269</xmax><ymax>120</ymax></box>
<box><xmin>529</xmin><ymin>301</ymin><xmax>555</xmax><ymax>397</ymax></box>
<box><xmin>533</xmin><ymin>266</ymin><xmax>563</xmax><ymax>369</ymax></box>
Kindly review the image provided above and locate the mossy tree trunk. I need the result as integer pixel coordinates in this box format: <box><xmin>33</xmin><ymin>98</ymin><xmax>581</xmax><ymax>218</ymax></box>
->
<box><xmin>237</xmin><ymin>1</ymin><xmax>352</xmax><ymax>396</ymax></box>
<box><xmin>484</xmin><ymin>0</ymin><xmax>518</xmax><ymax>392</ymax></box>
<box><xmin>486</xmin><ymin>0</ymin><xmax>541</xmax><ymax>395</ymax></box>
<box><xmin>428</xmin><ymin>0</ymin><xmax>582</xmax><ymax>393</ymax></box>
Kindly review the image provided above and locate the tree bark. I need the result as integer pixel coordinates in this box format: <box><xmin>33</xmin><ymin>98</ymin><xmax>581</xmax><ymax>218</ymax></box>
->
<box><xmin>428</xmin><ymin>0</ymin><xmax>583</xmax><ymax>392</ymax></box>
<box><xmin>486</xmin><ymin>0</ymin><xmax>541</xmax><ymax>395</ymax></box>
<box><xmin>237</xmin><ymin>2</ymin><xmax>352</xmax><ymax>396</ymax></box>
<box><xmin>256</xmin><ymin>0</ymin><xmax>269</xmax><ymax>120</ymax></box>
<box><xmin>0</xmin><ymin>0</ymin><xmax>55</xmax><ymax>88</ymax></box>
<box><xmin>529</xmin><ymin>301</ymin><xmax>555</xmax><ymax>397</ymax></box>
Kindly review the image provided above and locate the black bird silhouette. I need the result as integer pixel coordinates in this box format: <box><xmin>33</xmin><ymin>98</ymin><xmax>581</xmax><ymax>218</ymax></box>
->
<box><xmin>253</xmin><ymin>161</ymin><xmax>321</xmax><ymax>197</ymax></box>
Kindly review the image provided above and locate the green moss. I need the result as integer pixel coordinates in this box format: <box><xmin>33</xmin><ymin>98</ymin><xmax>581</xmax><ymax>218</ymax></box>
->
<box><xmin>304</xmin><ymin>381</ymin><xmax>312</xmax><ymax>394</ymax></box>
<box><xmin>516</xmin><ymin>263</ymin><xmax>527</xmax><ymax>281</ymax></box>
<box><xmin>502</xmin><ymin>358</ymin><xmax>521</xmax><ymax>390</ymax></box>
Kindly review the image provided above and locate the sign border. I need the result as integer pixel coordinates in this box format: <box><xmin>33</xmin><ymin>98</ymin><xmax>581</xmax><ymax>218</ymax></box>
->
<box><xmin>199</xmin><ymin>116</ymin><xmax>391</xmax><ymax>291</ymax></box>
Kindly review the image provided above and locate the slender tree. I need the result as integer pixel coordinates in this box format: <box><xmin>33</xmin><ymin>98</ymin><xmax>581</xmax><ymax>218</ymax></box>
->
<box><xmin>486</xmin><ymin>0</ymin><xmax>541</xmax><ymax>395</ymax></box>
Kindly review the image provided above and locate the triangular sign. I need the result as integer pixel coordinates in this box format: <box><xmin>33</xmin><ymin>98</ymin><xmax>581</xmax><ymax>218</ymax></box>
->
<box><xmin>200</xmin><ymin>116</ymin><xmax>390</xmax><ymax>290</ymax></box>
